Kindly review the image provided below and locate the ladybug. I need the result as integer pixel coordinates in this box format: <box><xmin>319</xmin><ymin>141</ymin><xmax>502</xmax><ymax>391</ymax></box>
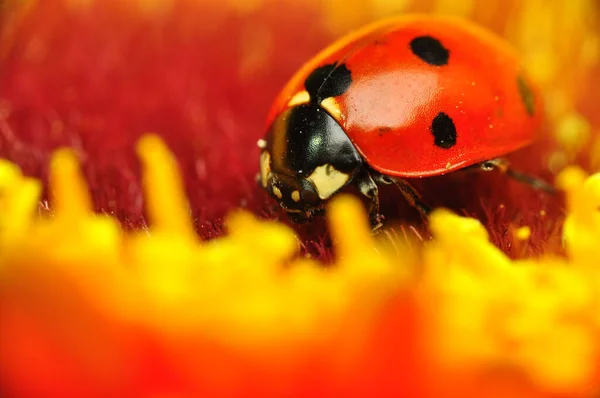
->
<box><xmin>257</xmin><ymin>14</ymin><xmax>554</xmax><ymax>230</ymax></box>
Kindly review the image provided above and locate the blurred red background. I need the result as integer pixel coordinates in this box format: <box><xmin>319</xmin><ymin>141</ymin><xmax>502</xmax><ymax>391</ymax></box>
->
<box><xmin>2</xmin><ymin>2</ymin><xmax>600</xmax><ymax>398</ymax></box>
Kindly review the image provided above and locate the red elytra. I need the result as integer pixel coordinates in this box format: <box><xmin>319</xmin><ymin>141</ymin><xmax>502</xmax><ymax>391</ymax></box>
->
<box><xmin>258</xmin><ymin>14</ymin><xmax>551</xmax><ymax>229</ymax></box>
<box><xmin>268</xmin><ymin>15</ymin><xmax>543</xmax><ymax>177</ymax></box>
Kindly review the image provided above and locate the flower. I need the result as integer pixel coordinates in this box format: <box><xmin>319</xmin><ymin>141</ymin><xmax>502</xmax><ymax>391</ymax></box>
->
<box><xmin>1</xmin><ymin>134</ymin><xmax>600</xmax><ymax>397</ymax></box>
<box><xmin>0</xmin><ymin>135</ymin><xmax>420</xmax><ymax>398</ymax></box>
<box><xmin>3</xmin><ymin>0</ymin><xmax>600</xmax><ymax>397</ymax></box>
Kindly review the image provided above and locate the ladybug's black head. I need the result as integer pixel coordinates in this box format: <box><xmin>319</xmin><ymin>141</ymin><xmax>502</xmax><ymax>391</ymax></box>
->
<box><xmin>258</xmin><ymin>103</ymin><xmax>362</xmax><ymax>223</ymax></box>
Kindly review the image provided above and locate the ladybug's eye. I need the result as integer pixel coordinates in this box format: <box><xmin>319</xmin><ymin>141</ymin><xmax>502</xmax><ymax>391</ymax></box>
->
<box><xmin>301</xmin><ymin>187</ymin><xmax>320</xmax><ymax>205</ymax></box>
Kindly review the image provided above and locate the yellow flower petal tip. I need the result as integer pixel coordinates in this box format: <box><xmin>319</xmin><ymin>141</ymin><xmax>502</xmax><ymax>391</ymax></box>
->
<box><xmin>136</xmin><ymin>133</ymin><xmax>195</xmax><ymax>238</ymax></box>
<box><xmin>225</xmin><ymin>209</ymin><xmax>299</xmax><ymax>260</ymax></box>
<box><xmin>425</xmin><ymin>208</ymin><xmax>513</xmax><ymax>276</ymax></box>
<box><xmin>49</xmin><ymin>147</ymin><xmax>92</xmax><ymax>216</ymax></box>
<box><xmin>0</xmin><ymin>159</ymin><xmax>42</xmax><ymax>245</ymax></box>
<box><xmin>558</xmin><ymin>166</ymin><xmax>600</xmax><ymax>222</ymax></box>
<box><xmin>327</xmin><ymin>194</ymin><xmax>374</xmax><ymax>255</ymax></box>
<box><xmin>429</xmin><ymin>207</ymin><xmax>489</xmax><ymax>242</ymax></box>
<box><xmin>556</xmin><ymin>166</ymin><xmax>600</xmax><ymax>264</ymax></box>
<box><xmin>0</xmin><ymin>158</ymin><xmax>24</xmax><ymax>186</ymax></box>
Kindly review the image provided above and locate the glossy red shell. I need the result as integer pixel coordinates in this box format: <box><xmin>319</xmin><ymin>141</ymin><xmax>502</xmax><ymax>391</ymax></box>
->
<box><xmin>266</xmin><ymin>15</ymin><xmax>544</xmax><ymax>177</ymax></box>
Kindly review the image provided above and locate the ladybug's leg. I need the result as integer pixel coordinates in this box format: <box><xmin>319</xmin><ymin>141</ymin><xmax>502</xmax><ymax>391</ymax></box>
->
<box><xmin>479</xmin><ymin>158</ymin><xmax>556</xmax><ymax>194</ymax></box>
<box><xmin>355</xmin><ymin>169</ymin><xmax>385</xmax><ymax>231</ymax></box>
<box><xmin>372</xmin><ymin>173</ymin><xmax>432</xmax><ymax>217</ymax></box>
<box><xmin>392</xmin><ymin>178</ymin><xmax>433</xmax><ymax>216</ymax></box>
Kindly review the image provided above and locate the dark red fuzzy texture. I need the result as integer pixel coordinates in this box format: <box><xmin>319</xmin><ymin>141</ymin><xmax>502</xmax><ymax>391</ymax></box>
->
<box><xmin>0</xmin><ymin>1</ymin><xmax>564</xmax><ymax>259</ymax></box>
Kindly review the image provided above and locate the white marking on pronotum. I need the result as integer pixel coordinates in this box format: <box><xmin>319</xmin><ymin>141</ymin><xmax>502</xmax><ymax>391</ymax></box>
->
<box><xmin>259</xmin><ymin>151</ymin><xmax>271</xmax><ymax>188</ymax></box>
<box><xmin>257</xmin><ymin>139</ymin><xmax>267</xmax><ymax>149</ymax></box>
<box><xmin>306</xmin><ymin>164</ymin><xmax>350</xmax><ymax>200</ymax></box>
<box><xmin>320</xmin><ymin>97</ymin><xmax>342</xmax><ymax>121</ymax></box>
<box><xmin>287</xmin><ymin>90</ymin><xmax>310</xmax><ymax>107</ymax></box>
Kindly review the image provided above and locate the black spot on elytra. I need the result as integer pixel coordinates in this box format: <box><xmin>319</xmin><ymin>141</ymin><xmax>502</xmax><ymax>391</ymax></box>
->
<box><xmin>304</xmin><ymin>63</ymin><xmax>352</xmax><ymax>103</ymax></box>
<box><xmin>410</xmin><ymin>36</ymin><xmax>450</xmax><ymax>66</ymax></box>
<box><xmin>430</xmin><ymin>112</ymin><xmax>457</xmax><ymax>149</ymax></box>
<box><xmin>517</xmin><ymin>74</ymin><xmax>535</xmax><ymax>116</ymax></box>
